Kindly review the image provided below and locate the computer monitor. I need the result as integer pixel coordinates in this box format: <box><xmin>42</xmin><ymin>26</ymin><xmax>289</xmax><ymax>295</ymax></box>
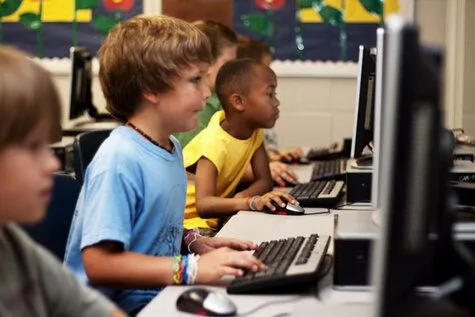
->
<box><xmin>371</xmin><ymin>16</ymin><xmax>455</xmax><ymax>317</ymax></box>
<box><xmin>371</xmin><ymin>28</ymin><xmax>385</xmax><ymax>210</ymax></box>
<box><xmin>371</xmin><ymin>33</ymin><xmax>443</xmax><ymax>213</ymax></box>
<box><xmin>69</xmin><ymin>46</ymin><xmax>113</xmax><ymax>123</ymax></box>
<box><xmin>351</xmin><ymin>46</ymin><xmax>377</xmax><ymax>163</ymax></box>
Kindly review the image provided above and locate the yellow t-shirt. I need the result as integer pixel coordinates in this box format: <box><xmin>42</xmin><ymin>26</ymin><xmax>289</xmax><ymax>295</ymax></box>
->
<box><xmin>183</xmin><ymin>111</ymin><xmax>263</xmax><ymax>230</ymax></box>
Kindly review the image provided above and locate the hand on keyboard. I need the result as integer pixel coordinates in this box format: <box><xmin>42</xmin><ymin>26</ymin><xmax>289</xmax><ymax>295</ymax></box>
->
<box><xmin>227</xmin><ymin>234</ymin><xmax>330</xmax><ymax>294</ymax></box>
<box><xmin>269</xmin><ymin>148</ymin><xmax>304</xmax><ymax>163</ymax></box>
<box><xmin>457</xmin><ymin>134</ymin><xmax>475</xmax><ymax>146</ymax></box>
<box><xmin>196</xmin><ymin>247</ymin><xmax>265</xmax><ymax>284</ymax></box>
<box><xmin>269</xmin><ymin>162</ymin><xmax>299</xmax><ymax>187</ymax></box>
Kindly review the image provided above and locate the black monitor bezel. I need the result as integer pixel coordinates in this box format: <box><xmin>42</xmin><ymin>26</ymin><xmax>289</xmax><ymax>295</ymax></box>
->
<box><xmin>351</xmin><ymin>45</ymin><xmax>377</xmax><ymax>160</ymax></box>
<box><xmin>372</xmin><ymin>16</ymin><xmax>448</xmax><ymax>317</ymax></box>
<box><xmin>69</xmin><ymin>46</ymin><xmax>95</xmax><ymax>121</ymax></box>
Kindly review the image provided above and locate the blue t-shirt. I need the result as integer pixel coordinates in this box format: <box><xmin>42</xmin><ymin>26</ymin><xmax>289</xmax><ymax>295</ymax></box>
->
<box><xmin>64</xmin><ymin>126</ymin><xmax>186</xmax><ymax>313</ymax></box>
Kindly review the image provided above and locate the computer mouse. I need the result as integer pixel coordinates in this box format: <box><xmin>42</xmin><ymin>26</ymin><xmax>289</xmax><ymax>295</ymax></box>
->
<box><xmin>264</xmin><ymin>201</ymin><xmax>305</xmax><ymax>216</ymax></box>
<box><xmin>176</xmin><ymin>287</ymin><xmax>237</xmax><ymax>316</ymax></box>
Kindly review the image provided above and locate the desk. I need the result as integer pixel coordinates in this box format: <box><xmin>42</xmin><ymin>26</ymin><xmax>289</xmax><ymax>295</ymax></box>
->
<box><xmin>138</xmin><ymin>165</ymin><xmax>374</xmax><ymax>317</ymax></box>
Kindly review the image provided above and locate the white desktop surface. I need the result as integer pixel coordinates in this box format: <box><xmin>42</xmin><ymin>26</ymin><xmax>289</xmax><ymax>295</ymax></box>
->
<box><xmin>138</xmin><ymin>164</ymin><xmax>374</xmax><ymax>317</ymax></box>
<box><xmin>138</xmin><ymin>211</ymin><xmax>373</xmax><ymax>317</ymax></box>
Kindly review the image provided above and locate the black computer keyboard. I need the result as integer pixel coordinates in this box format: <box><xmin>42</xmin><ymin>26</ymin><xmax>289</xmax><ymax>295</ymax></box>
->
<box><xmin>227</xmin><ymin>234</ymin><xmax>330</xmax><ymax>294</ymax></box>
<box><xmin>289</xmin><ymin>180</ymin><xmax>344</xmax><ymax>207</ymax></box>
<box><xmin>311</xmin><ymin>159</ymin><xmax>347</xmax><ymax>181</ymax></box>
<box><xmin>306</xmin><ymin>142</ymin><xmax>343</xmax><ymax>161</ymax></box>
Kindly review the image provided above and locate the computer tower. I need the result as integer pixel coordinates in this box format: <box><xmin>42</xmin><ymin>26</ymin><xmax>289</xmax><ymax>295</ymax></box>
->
<box><xmin>333</xmin><ymin>211</ymin><xmax>475</xmax><ymax>289</ymax></box>
<box><xmin>346</xmin><ymin>159</ymin><xmax>372</xmax><ymax>204</ymax></box>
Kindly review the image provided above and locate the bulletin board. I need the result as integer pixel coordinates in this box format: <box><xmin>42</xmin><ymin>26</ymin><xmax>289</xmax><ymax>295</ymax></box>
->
<box><xmin>0</xmin><ymin>0</ymin><xmax>142</xmax><ymax>58</ymax></box>
<box><xmin>233</xmin><ymin>0</ymin><xmax>401</xmax><ymax>61</ymax></box>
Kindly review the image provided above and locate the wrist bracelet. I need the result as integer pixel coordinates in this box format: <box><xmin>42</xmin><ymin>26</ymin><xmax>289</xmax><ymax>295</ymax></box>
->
<box><xmin>172</xmin><ymin>255</ymin><xmax>183</xmax><ymax>285</ymax></box>
<box><xmin>249</xmin><ymin>195</ymin><xmax>260</xmax><ymax>211</ymax></box>
<box><xmin>187</xmin><ymin>233</ymin><xmax>199</xmax><ymax>254</ymax></box>
<box><xmin>246</xmin><ymin>196</ymin><xmax>252</xmax><ymax>210</ymax></box>
<box><xmin>186</xmin><ymin>254</ymin><xmax>200</xmax><ymax>285</ymax></box>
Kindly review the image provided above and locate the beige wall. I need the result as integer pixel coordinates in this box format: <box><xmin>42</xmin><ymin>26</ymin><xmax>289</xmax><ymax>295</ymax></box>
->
<box><xmin>416</xmin><ymin>0</ymin><xmax>447</xmax><ymax>47</ymax></box>
<box><xmin>273</xmin><ymin>76</ymin><xmax>356</xmax><ymax>149</ymax></box>
<box><xmin>44</xmin><ymin>61</ymin><xmax>358</xmax><ymax>149</ymax></box>
<box><xmin>463</xmin><ymin>0</ymin><xmax>475</xmax><ymax>135</ymax></box>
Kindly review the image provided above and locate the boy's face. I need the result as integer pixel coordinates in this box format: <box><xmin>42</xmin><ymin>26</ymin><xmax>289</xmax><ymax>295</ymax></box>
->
<box><xmin>0</xmin><ymin>120</ymin><xmax>59</xmax><ymax>225</ymax></box>
<box><xmin>207</xmin><ymin>45</ymin><xmax>237</xmax><ymax>90</ymax></box>
<box><xmin>157</xmin><ymin>63</ymin><xmax>211</xmax><ymax>133</ymax></box>
<box><xmin>242</xmin><ymin>65</ymin><xmax>280</xmax><ymax>129</ymax></box>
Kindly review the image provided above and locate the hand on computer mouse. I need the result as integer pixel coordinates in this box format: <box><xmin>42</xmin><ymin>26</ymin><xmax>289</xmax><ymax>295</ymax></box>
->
<box><xmin>264</xmin><ymin>200</ymin><xmax>305</xmax><ymax>216</ymax></box>
<box><xmin>251</xmin><ymin>191</ymin><xmax>298</xmax><ymax>212</ymax></box>
<box><xmin>269</xmin><ymin>162</ymin><xmax>299</xmax><ymax>186</ymax></box>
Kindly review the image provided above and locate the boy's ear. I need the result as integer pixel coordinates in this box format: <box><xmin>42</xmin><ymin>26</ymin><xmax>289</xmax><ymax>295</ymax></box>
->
<box><xmin>229</xmin><ymin>93</ymin><xmax>245</xmax><ymax>112</ymax></box>
<box><xmin>142</xmin><ymin>92</ymin><xmax>160</xmax><ymax>104</ymax></box>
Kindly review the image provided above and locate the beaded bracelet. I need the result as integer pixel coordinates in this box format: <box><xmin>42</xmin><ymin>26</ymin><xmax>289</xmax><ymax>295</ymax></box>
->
<box><xmin>186</xmin><ymin>254</ymin><xmax>200</xmax><ymax>285</ymax></box>
<box><xmin>172</xmin><ymin>254</ymin><xmax>200</xmax><ymax>285</ymax></box>
<box><xmin>172</xmin><ymin>255</ymin><xmax>183</xmax><ymax>285</ymax></box>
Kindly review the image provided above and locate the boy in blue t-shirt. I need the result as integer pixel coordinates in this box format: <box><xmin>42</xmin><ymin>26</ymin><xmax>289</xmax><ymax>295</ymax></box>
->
<box><xmin>64</xmin><ymin>15</ymin><xmax>264</xmax><ymax>315</ymax></box>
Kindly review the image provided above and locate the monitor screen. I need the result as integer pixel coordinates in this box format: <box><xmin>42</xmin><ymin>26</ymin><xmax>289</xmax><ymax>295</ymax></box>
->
<box><xmin>371</xmin><ymin>16</ymin><xmax>453</xmax><ymax>317</ymax></box>
<box><xmin>69</xmin><ymin>46</ymin><xmax>94</xmax><ymax>121</ymax></box>
<box><xmin>351</xmin><ymin>46</ymin><xmax>377</xmax><ymax>161</ymax></box>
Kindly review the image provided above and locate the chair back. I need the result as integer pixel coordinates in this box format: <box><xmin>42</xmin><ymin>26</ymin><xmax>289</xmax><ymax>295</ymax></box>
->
<box><xmin>73</xmin><ymin>129</ymin><xmax>111</xmax><ymax>183</ymax></box>
<box><xmin>22</xmin><ymin>173</ymin><xmax>81</xmax><ymax>261</ymax></box>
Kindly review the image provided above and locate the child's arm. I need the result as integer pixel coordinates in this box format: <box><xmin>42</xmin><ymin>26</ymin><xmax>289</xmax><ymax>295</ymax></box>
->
<box><xmin>82</xmin><ymin>241</ymin><xmax>263</xmax><ymax>287</ymax></box>
<box><xmin>195</xmin><ymin>145</ymin><xmax>296</xmax><ymax>217</ymax></box>
<box><xmin>194</xmin><ymin>157</ymin><xmax>251</xmax><ymax>218</ymax></box>
<box><xmin>235</xmin><ymin>144</ymin><xmax>273</xmax><ymax>197</ymax></box>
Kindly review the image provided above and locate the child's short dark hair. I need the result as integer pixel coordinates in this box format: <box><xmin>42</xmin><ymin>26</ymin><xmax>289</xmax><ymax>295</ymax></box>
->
<box><xmin>0</xmin><ymin>46</ymin><xmax>61</xmax><ymax>149</ymax></box>
<box><xmin>237</xmin><ymin>38</ymin><xmax>271</xmax><ymax>62</ymax></box>
<box><xmin>99</xmin><ymin>15</ymin><xmax>213</xmax><ymax>122</ymax></box>
<box><xmin>193</xmin><ymin>20</ymin><xmax>238</xmax><ymax>62</ymax></box>
<box><xmin>215</xmin><ymin>58</ymin><xmax>263</xmax><ymax>111</ymax></box>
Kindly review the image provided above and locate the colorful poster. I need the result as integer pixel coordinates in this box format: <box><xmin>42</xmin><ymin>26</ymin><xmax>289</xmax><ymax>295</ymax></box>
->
<box><xmin>234</xmin><ymin>0</ymin><xmax>401</xmax><ymax>61</ymax></box>
<box><xmin>0</xmin><ymin>0</ymin><xmax>142</xmax><ymax>58</ymax></box>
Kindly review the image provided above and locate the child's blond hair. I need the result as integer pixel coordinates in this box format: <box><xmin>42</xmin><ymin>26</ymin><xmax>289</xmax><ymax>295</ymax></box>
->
<box><xmin>99</xmin><ymin>15</ymin><xmax>213</xmax><ymax>122</ymax></box>
<box><xmin>0</xmin><ymin>46</ymin><xmax>61</xmax><ymax>149</ymax></box>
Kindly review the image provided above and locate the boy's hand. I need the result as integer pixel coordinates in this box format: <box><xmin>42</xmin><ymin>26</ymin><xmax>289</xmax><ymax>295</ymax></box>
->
<box><xmin>192</xmin><ymin>236</ymin><xmax>258</xmax><ymax>254</ymax></box>
<box><xmin>269</xmin><ymin>162</ymin><xmax>299</xmax><ymax>186</ymax></box>
<box><xmin>270</xmin><ymin>148</ymin><xmax>304</xmax><ymax>163</ymax></box>
<box><xmin>254</xmin><ymin>191</ymin><xmax>298</xmax><ymax>211</ymax></box>
<box><xmin>196</xmin><ymin>247</ymin><xmax>265</xmax><ymax>284</ymax></box>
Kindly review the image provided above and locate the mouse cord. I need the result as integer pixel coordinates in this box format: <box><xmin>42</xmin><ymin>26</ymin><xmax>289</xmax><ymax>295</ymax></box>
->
<box><xmin>237</xmin><ymin>296</ymin><xmax>304</xmax><ymax>317</ymax></box>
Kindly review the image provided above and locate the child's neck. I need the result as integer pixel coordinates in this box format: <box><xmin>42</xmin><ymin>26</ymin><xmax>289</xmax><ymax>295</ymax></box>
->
<box><xmin>220</xmin><ymin>117</ymin><xmax>254</xmax><ymax>140</ymax></box>
<box><xmin>127</xmin><ymin>115</ymin><xmax>173</xmax><ymax>151</ymax></box>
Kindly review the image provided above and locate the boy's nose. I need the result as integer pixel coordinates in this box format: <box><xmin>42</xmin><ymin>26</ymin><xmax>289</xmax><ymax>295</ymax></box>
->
<box><xmin>202</xmin><ymin>82</ymin><xmax>211</xmax><ymax>100</ymax></box>
<box><xmin>46</xmin><ymin>150</ymin><xmax>61</xmax><ymax>174</ymax></box>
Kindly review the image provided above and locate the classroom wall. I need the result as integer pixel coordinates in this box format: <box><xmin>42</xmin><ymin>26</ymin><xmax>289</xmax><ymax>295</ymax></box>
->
<box><xmin>42</xmin><ymin>60</ymin><xmax>358</xmax><ymax>149</ymax></box>
<box><xmin>463</xmin><ymin>0</ymin><xmax>475</xmax><ymax>135</ymax></box>
<box><xmin>40</xmin><ymin>0</ymin><xmax>475</xmax><ymax>149</ymax></box>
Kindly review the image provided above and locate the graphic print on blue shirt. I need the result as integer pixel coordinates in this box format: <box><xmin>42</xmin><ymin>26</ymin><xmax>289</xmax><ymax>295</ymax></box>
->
<box><xmin>64</xmin><ymin>126</ymin><xmax>186</xmax><ymax>314</ymax></box>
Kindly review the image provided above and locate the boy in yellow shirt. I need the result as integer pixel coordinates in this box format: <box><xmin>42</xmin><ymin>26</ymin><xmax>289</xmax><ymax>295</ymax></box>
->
<box><xmin>183</xmin><ymin>59</ymin><xmax>298</xmax><ymax>235</ymax></box>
